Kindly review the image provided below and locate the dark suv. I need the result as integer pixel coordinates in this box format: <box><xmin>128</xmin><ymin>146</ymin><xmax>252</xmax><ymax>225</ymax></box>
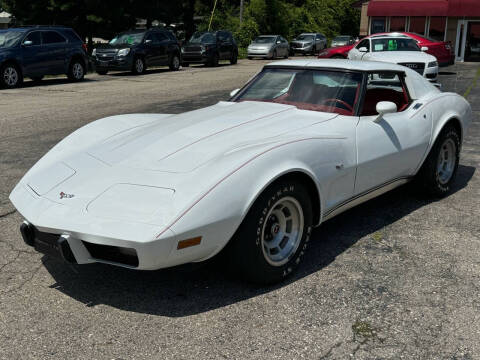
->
<box><xmin>0</xmin><ymin>26</ymin><xmax>88</xmax><ymax>88</ymax></box>
<box><xmin>93</xmin><ymin>29</ymin><xmax>181</xmax><ymax>75</ymax></box>
<box><xmin>181</xmin><ymin>30</ymin><xmax>238</xmax><ymax>67</ymax></box>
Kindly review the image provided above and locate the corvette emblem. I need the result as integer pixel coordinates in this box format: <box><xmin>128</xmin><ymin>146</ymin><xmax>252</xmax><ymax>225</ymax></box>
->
<box><xmin>59</xmin><ymin>192</ymin><xmax>74</xmax><ymax>199</ymax></box>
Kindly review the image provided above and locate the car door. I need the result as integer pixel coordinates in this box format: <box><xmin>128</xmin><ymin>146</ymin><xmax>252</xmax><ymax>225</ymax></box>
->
<box><xmin>348</xmin><ymin>39</ymin><xmax>370</xmax><ymax>60</ymax></box>
<box><xmin>143</xmin><ymin>32</ymin><xmax>158</xmax><ymax>66</ymax></box>
<box><xmin>20</xmin><ymin>31</ymin><xmax>46</xmax><ymax>76</ymax></box>
<box><xmin>155</xmin><ymin>32</ymin><xmax>170</xmax><ymax>65</ymax></box>
<box><xmin>217</xmin><ymin>31</ymin><xmax>230</xmax><ymax>59</ymax></box>
<box><xmin>280</xmin><ymin>37</ymin><xmax>289</xmax><ymax>56</ymax></box>
<box><xmin>354</xmin><ymin>72</ymin><xmax>432</xmax><ymax>195</ymax></box>
<box><xmin>41</xmin><ymin>30</ymin><xmax>67</xmax><ymax>74</ymax></box>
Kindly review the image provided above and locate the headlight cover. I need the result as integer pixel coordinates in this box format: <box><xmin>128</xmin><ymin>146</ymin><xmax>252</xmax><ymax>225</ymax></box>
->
<box><xmin>117</xmin><ymin>48</ymin><xmax>131</xmax><ymax>57</ymax></box>
<box><xmin>428</xmin><ymin>61</ymin><xmax>438</xmax><ymax>68</ymax></box>
<box><xmin>92</xmin><ymin>48</ymin><xmax>97</xmax><ymax>56</ymax></box>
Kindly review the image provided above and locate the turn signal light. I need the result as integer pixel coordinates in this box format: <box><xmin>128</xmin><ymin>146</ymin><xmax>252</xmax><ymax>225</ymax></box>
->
<box><xmin>177</xmin><ymin>236</ymin><xmax>202</xmax><ymax>250</ymax></box>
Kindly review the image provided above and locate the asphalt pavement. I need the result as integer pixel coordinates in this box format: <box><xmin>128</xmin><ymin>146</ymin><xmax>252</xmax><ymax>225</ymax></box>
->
<box><xmin>0</xmin><ymin>58</ymin><xmax>479</xmax><ymax>359</ymax></box>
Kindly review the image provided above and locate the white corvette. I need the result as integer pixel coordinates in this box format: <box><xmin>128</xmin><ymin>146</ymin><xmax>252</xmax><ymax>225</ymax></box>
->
<box><xmin>348</xmin><ymin>34</ymin><xmax>439</xmax><ymax>82</ymax></box>
<box><xmin>10</xmin><ymin>60</ymin><xmax>471</xmax><ymax>284</ymax></box>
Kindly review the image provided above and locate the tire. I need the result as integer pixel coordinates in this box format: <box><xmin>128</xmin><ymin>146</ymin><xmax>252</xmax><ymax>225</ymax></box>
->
<box><xmin>96</xmin><ymin>70</ymin><xmax>108</xmax><ymax>75</ymax></box>
<box><xmin>270</xmin><ymin>50</ymin><xmax>277</xmax><ymax>59</ymax></box>
<box><xmin>415</xmin><ymin>125</ymin><xmax>460</xmax><ymax>197</ymax></box>
<box><xmin>225</xmin><ymin>180</ymin><xmax>313</xmax><ymax>284</ymax></box>
<box><xmin>230</xmin><ymin>51</ymin><xmax>238</xmax><ymax>65</ymax></box>
<box><xmin>247</xmin><ymin>56</ymin><xmax>253</xmax><ymax>60</ymax></box>
<box><xmin>284</xmin><ymin>51</ymin><xmax>289</xmax><ymax>59</ymax></box>
<box><xmin>169</xmin><ymin>53</ymin><xmax>181</xmax><ymax>71</ymax></box>
<box><xmin>67</xmin><ymin>59</ymin><xmax>85</xmax><ymax>82</ymax></box>
<box><xmin>31</xmin><ymin>76</ymin><xmax>44</xmax><ymax>83</ymax></box>
<box><xmin>132</xmin><ymin>57</ymin><xmax>146</xmax><ymax>74</ymax></box>
<box><xmin>1</xmin><ymin>62</ymin><xmax>22</xmax><ymax>88</ymax></box>
<box><xmin>209</xmin><ymin>53</ymin><xmax>219</xmax><ymax>67</ymax></box>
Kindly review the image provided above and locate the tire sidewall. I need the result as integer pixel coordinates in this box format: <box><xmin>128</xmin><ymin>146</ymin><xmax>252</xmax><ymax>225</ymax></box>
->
<box><xmin>133</xmin><ymin>57</ymin><xmax>145</xmax><ymax>74</ymax></box>
<box><xmin>69</xmin><ymin>60</ymin><xmax>85</xmax><ymax>81</ymax></box>
<box><xmin>229</xmin><ymin>181</ymin><xmax>313</xmax><ymax>283</ymax></box>
<box><xmin>432</xmin><ymin>128</ymin><xmax>460</xmax><ymax>194</ymax></box>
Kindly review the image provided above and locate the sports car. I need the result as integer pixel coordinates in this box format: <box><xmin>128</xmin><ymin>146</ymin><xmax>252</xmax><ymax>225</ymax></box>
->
<box><xmin>10</xmin><ymin>59</ymin><xmax>471</xmax><ymax>284</ymax></box>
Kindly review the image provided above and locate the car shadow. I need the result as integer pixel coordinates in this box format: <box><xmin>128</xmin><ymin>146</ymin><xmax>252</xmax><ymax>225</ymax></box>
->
<box><xmin>20</xmin><ymin>77</ymin><xmax>97</xmax><ymax>88</ymax></box>
<box><xmin>42</xmin><ymin>164</ymin><xmax>476</xmax><ymax>317</ymax></box>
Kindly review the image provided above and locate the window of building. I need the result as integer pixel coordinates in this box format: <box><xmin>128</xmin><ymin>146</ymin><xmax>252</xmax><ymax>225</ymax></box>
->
<box><xmin>409</xmin><ymin>17</ymin><xmax>426</xmax><ymax>35</ymax></box>
<box><xmin>390</xmin><ymin>17</ymin><xmax>406</xmax><ymax>32</ymax></box>
<box><xmin>371</xmin><ymin>17</ymin><xmax>386</xmax><ymax>34</ymax></box>
<box><xmin>428</xmin><ymin>17</ymin><xmax>446</xmax><ymax>41</ymax></box>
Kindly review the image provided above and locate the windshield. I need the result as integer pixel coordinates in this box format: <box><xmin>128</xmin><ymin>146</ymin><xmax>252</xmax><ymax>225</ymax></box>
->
<box><xmin>253</xmin><ymin>36</ymin><xmax>276</xmax><ymax>44</ymax></box>
<box><xmin>234</xmin><ymin>68</ymin><xmax>362</xmax><ymax>115</ymax></box>
<box><xmin>333</xmin><ymin>36</ymin><xmax>351</xmax><ymax>42</ymax></box>
<box><xmin>109</xmin><ymin>32</ymin><xmax>145</xmax><ymax>46</ymax></box>
<box><xmin>296</xmin><ymin>35</ymin><xmax>314</xmax><ymax>41</ymax></box>
<box><xmin>0</xmin><ymin>30</ymin><xmax>24</xmax><ymax>48</ymax></box>
<box><xmin>189</xmin><ymin>32</ymin><xmax>215</xmax><ymax>44</ymax></box>
<box><xmin>372</xmin><ymin>38</ymin><xmax>420</xmax><ymax>52</ymax></box>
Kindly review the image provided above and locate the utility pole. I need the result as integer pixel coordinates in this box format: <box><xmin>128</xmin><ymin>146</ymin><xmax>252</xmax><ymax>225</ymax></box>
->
<box><xmin>240</xmin><ymin>0</ymin><xmax>244</xmax><ymax>26</ymax></box>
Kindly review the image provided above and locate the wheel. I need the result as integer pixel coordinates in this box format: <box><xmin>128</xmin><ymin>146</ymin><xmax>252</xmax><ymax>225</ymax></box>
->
<box><xmin>230</xmin><ymin>51</ymin><xmax>238</xmax><ymax>65</ymax></box>
<box><xmin>284</xmin><ymin>50</ymin><xmax>289</xmax><ymax>59</ymax></box>
<box><xmin>132</xmin><ymin>57</ymin><xmax>145</xmax><ymax>74</ymax></box>
<box><xmin>96</xmin><ymin>70</ymin><xmax>108</xmax><ymax>75</ymax></box>
<box><xmin>67</xmin><ymin>59</ymin><xmax>85</xmax><ymax>82</ymax></box>
<box><xmin>169</xmin><ymin>54</ymin><xmax>181</xmax><ymax>71</ymax></box>
<box><xmin>1</xmin><ymin>63</ymin><xmax>22</xmax><ymax>88</ymax></box>
<box><xmin>31</xmin><ymin>76</ymin><xmax>44</xmax><ymax>83</ymax></box>
<box><xmin>225</xmin><ymin>179</ymin><xmax>313</xmax><ymax>284</ymax></box>
<box><xmin>247</xmin><ymin>56</ymin><xmax>253</xmax><ymax>60</ymax></box>
<box><xmin>209</xmin><ymin>53</ymin><xmax>219</xmax><ymax>67</ymax></box>
<box><xmin>270</xmin><ymin>50</ymin><xmax>277</xmax><ymax>59</ymax></box>
<box><xmin>182</xmin><ymin>62</ymin><xmax>190</xmax><ymax>67</ymax></box>
<box><xmin>415</xmin><ymin>125</ymin><xmax>460</xmax><ymax>197</ymax></box>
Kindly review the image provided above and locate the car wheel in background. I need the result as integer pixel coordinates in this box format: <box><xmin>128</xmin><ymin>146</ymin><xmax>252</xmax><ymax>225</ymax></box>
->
<box><xmin>415</xmin><ymin>125</ymin><xmax>460</xmax><ymax>197</ymax></box>
<box><xmin>230</xmin><ymin>51</ymin><xmax>238</xmax><ymax>65</ymax></box>
<box><xmin>96</xmin><ymin>70</ymin><xmax>108</xmax><ymax>75</ymax></box>
<box><xmin>132</xmin><ymin>57</ymin><xmax>146</xmax><ymax>75</ymax></box>
<box><xmin>210</xmin><ymin>53</ymin><xmax>219</xmax><ymax>67</ymax></box>
<box><xmin>247</xmin><ymin>56</ymin><xmax>253</xmax><ymax>60</ymax></box>
<box><xmin>270</xmin><ymin>49</ymin><xmax>277</xmax><ymax>59</ymax></box>
<box><xmin>224</xmin><ymin>179</ymin><xmax>313</xmax><ymax>284</ymax></box>
<box><xmin>67</xmin><ymin>59</ymin><xmax>85</xmax><ymax>82</ymax></box>
<box><xmin>169</xmin><ymin>54</ymin><xmax>181</xmax><ymax>71</ymax></box>
<box><xmin>1</xmin><ymin>63</ymin><xmax>22</xmax><ymax>88</ymax></box>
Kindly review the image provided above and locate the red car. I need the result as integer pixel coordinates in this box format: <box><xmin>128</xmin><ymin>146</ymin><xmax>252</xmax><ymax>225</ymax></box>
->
<box><xmin>319</xmin><ymin>32</ymin><xmax>454</xmax><ymax>66</ymax></box>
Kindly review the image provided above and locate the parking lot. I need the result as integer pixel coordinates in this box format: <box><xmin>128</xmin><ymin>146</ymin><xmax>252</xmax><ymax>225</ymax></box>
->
<box><xmin>0</xmin><ymin>59</ymin><xmax>479</xmax><ymax>359</ymax></box>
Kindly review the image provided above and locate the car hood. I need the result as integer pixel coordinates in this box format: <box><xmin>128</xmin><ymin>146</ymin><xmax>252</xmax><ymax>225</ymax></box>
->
<box><xmin>84</xmin><ymin>101</ymin><xmax>337</xmax><ymax>172</ymax></box>
<box><xmin>368</xmin><ymin>51</ymin><xmax>436</xmax><ymax>63</ymax></box>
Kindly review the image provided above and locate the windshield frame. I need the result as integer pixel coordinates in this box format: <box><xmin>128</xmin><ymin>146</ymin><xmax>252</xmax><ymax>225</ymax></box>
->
<box><xmin>0</xmin><ymin>29</ymin><xmax>27</xmax><ymax>48</ymax></box>
<box><xmin>231</xmin><ymin>66</ymin><xmax>367</xmax><ymax>116</ymax></box>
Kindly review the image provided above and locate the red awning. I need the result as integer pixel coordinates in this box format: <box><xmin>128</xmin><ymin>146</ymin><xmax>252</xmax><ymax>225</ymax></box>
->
<box><xmin>447</xmin><ymin>0</ymin><xmax>480</xmax><ymax>16</ymax></box>
<box><xmin>367</xmin><ymin>1</ymin><xmax>449</xmax><ymax>17</ymax></box>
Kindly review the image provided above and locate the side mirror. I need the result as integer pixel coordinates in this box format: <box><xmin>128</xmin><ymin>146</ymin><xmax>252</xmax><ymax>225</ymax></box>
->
<box><xmin>145</xmin><ymin>39</ymin><xmax>152</xmax><ymax>44</ymax></box>
<box><xmin>230</xmin><ymin>88</ymin><xmax>240</xmax><ymax>97</ymax></box>
<box><xmin>374</xmin><ymin>101</ymin><xmax>397</xmax><ymax>122</ymax></box>
<box><xmin>23</xmin><ymin>40</ymin><xmax>33</xmax><ymax>46</ymax></box>
<box><xmin>421</xmin><ymin>46</ymin><xmax>429</xmax><ymax>52</ymax></box>
<box><xmin>358</xmin><ymin>47</ymin><xmax>368</xmax><ymax>52</ymax></box>
<box><xmin>276</xmin><ymin>41</ymin><xmax>281</xmax><ymax>44</ymax></box>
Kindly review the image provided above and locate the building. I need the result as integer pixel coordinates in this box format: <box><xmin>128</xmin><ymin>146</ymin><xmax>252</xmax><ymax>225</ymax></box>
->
<box><xmin>0</xmin><ymin>11</ymin><xmax>12</xmax><ymax>29</ymax></box>
<box><xmin>359</xmin><ymin>0</ymin><xmax>480</xmax><ymax>62</ymax></box>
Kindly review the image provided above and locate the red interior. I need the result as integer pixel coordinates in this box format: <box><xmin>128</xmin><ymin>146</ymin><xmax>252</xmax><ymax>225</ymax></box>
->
<box><xmin>361</xmin><ymin>88</ymin><xmax>409</xmax><ymax>116</ymax></box>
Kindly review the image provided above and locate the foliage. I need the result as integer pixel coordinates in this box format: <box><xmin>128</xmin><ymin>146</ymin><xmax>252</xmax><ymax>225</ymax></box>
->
<box><xmin>0</xmin><ymin>0</ymin><xmax>360</xmax><ymax>47</ymax></box>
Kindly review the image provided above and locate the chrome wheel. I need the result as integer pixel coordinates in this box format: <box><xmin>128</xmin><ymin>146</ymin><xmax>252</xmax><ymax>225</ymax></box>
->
<box><xmin>72</xmin><ymin>62</ymin><xmax>83</xmax><ymax>79</ymax></box>
<box><xmin>261</xmin><ymin>196</ymin><xmax>304</xmax><ymax>266</ymax></box>
<box><xmin>3</xmin><ymin>66</ymin><xmax>18</xmax><ymax>87</ymax></box>
<box><xmin>172</xmin><ymin>55</ymin><xmax>180</xmax><ymax>69</ymax></box>
<box><xmin>437</xmin><ymin>138</ymin><xmax>457</xmax><ymax>185</ymax></box>
<box><xmin>135</xmin><ymin>58</ymin><xmax>144</xmax><ymax>73</ymax></box>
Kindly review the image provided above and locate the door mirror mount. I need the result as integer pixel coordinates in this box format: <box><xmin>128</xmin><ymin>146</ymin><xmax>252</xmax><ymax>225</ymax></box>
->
<box><xmin>230</xmin><ymin>88</ymin><xmax>240</xmax><ymax>97</ymax></box>
<box><xmin>374</xmin><ymin>101</ymin><xmax>397</xmax><ymax>122</ymax></box>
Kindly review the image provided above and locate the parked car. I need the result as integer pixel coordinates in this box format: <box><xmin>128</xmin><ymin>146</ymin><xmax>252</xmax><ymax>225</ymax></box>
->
<box><xmin>348</xmin><ymin>34</ymin><xmax>439</xmax><ymax>82</ymax></box>
<box><xmin>404</xmin><ymin>32</ymin><xmax>454</xmax><ymax>66</ymax></box>
<box><xmin>10</xmin><ymin>59</ymin><xmax>471</xmax><ymax>284</ymax></box>
<box><xmin>247</xmin><ymin>35</ymin><xmax>289</xmax><ymax>59</ymax></box>
<box><xmin>290</xmin><ymin>33</ymin><xmax>327</xmax><ymax>55</ymax></box>
<box><xmin>318</xmin><ymin>43</ymin><xmax>355</xmax><ymax>59</ymax></box>
<box><xmin>0</xmin><ymin>26</ymin><xmax>88</xmax><ymax>88</ymax></box>
<box><xmin>93</xmin><ymin>29</ymin><xmax>181</xmax><ymax>75</ymax></box>
<box><xmin>181</xmin><ymin>30</ymin><xmax>238</xmax><ymax>67</ymax></box>
<box><xmin>331</xmin><ymin>35</ymin><xmax>355</xmax><ymax>47</ymax></box>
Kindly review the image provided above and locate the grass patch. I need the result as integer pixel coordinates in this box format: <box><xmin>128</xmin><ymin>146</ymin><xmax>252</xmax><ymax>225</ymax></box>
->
<box><xmin>371</xmin><ymin>231</ymin><xmax>383</xmax><ymax>242</ymax></box>
<box><xmin>238</xmin><ymin>47</ymin><xmax>248</xmax><ymax>59</ymax></box>
<box><xmin>463</xmin><ymin>67</ymin><xmax>480</xmax><ymax>98</ymax></box>
<box><xmin>352</xmin><ymin>320</ymin><xmax>375</xmax><ymax>338</ymax></box>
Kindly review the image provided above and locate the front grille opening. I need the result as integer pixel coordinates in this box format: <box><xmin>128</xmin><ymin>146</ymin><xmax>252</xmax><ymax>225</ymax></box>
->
<box><xmin>82</xmin><ymin>241</ymin><xmax>139</xmax><ymax>267</ymax></box>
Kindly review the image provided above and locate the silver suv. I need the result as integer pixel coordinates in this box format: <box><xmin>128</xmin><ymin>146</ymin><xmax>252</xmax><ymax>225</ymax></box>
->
<box><xmin>290</xmin><ymin>33</ymin><xmax>327</xmax><ymax>55</ymax></box>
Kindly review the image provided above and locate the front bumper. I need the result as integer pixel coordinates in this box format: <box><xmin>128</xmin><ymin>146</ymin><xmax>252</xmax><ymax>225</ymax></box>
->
<box><xmin>247</xmin><ymin>48</ymin><xmax>272</xmax><ymax>57</ymax></box>
<box><xmin>182</xmin><ymin>52</ymin><xmax>209</xmax><ymax>64</ymax></box>
<box><xmin>291</xmin><ymin>46</ymin><xmax>313</xmax><ymax>54</ymax></box>
<box><xmin>424</xmin><ymin>65</ymin><xmax>439</xmax><ymax>81</ymax></box>
<box><xmin>94</xmin><ymin>57</ymin><xmax>133</xmax><ymax>71</ymax></box>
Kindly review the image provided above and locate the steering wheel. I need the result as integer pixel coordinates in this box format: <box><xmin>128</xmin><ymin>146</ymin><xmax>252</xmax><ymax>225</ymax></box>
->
<box><xmin>320</xmin><ymin>98</ymin><xmax>353</xmax><ymax>112</ymax></box>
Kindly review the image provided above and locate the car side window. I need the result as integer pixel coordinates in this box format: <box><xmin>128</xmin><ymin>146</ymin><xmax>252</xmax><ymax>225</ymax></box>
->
<box><xmin>42</xmin><ymin>31</ymin><xmax>66</xmax><ymax>44</ymax></box>
<box><xmin>361</xmin><ymin>72</ymin><xmax>410</xmax><ymax>116</ymax></box>
<box><xmin>24</xmin><ymin>32</ymin><xmax>41</xmax><ymax>46</ymax></box>
<box><xmin>145</xmin><ymin>33</ymin><xmax>157</xmax><ymax>44</ymax></box>
<box><xmin>356</xmin><ymin>39</ymin><xmax>370</xmax><ymax>51</ymax></box>
<box><xmin>156</xmin><ymin>32</ymin><xmax>168</xmax><ymax>42</ymax></box>
<box><xmin>218</xmin><ymin>32</ymin><xmax>227</xmax><ymax>42</ymax></box>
